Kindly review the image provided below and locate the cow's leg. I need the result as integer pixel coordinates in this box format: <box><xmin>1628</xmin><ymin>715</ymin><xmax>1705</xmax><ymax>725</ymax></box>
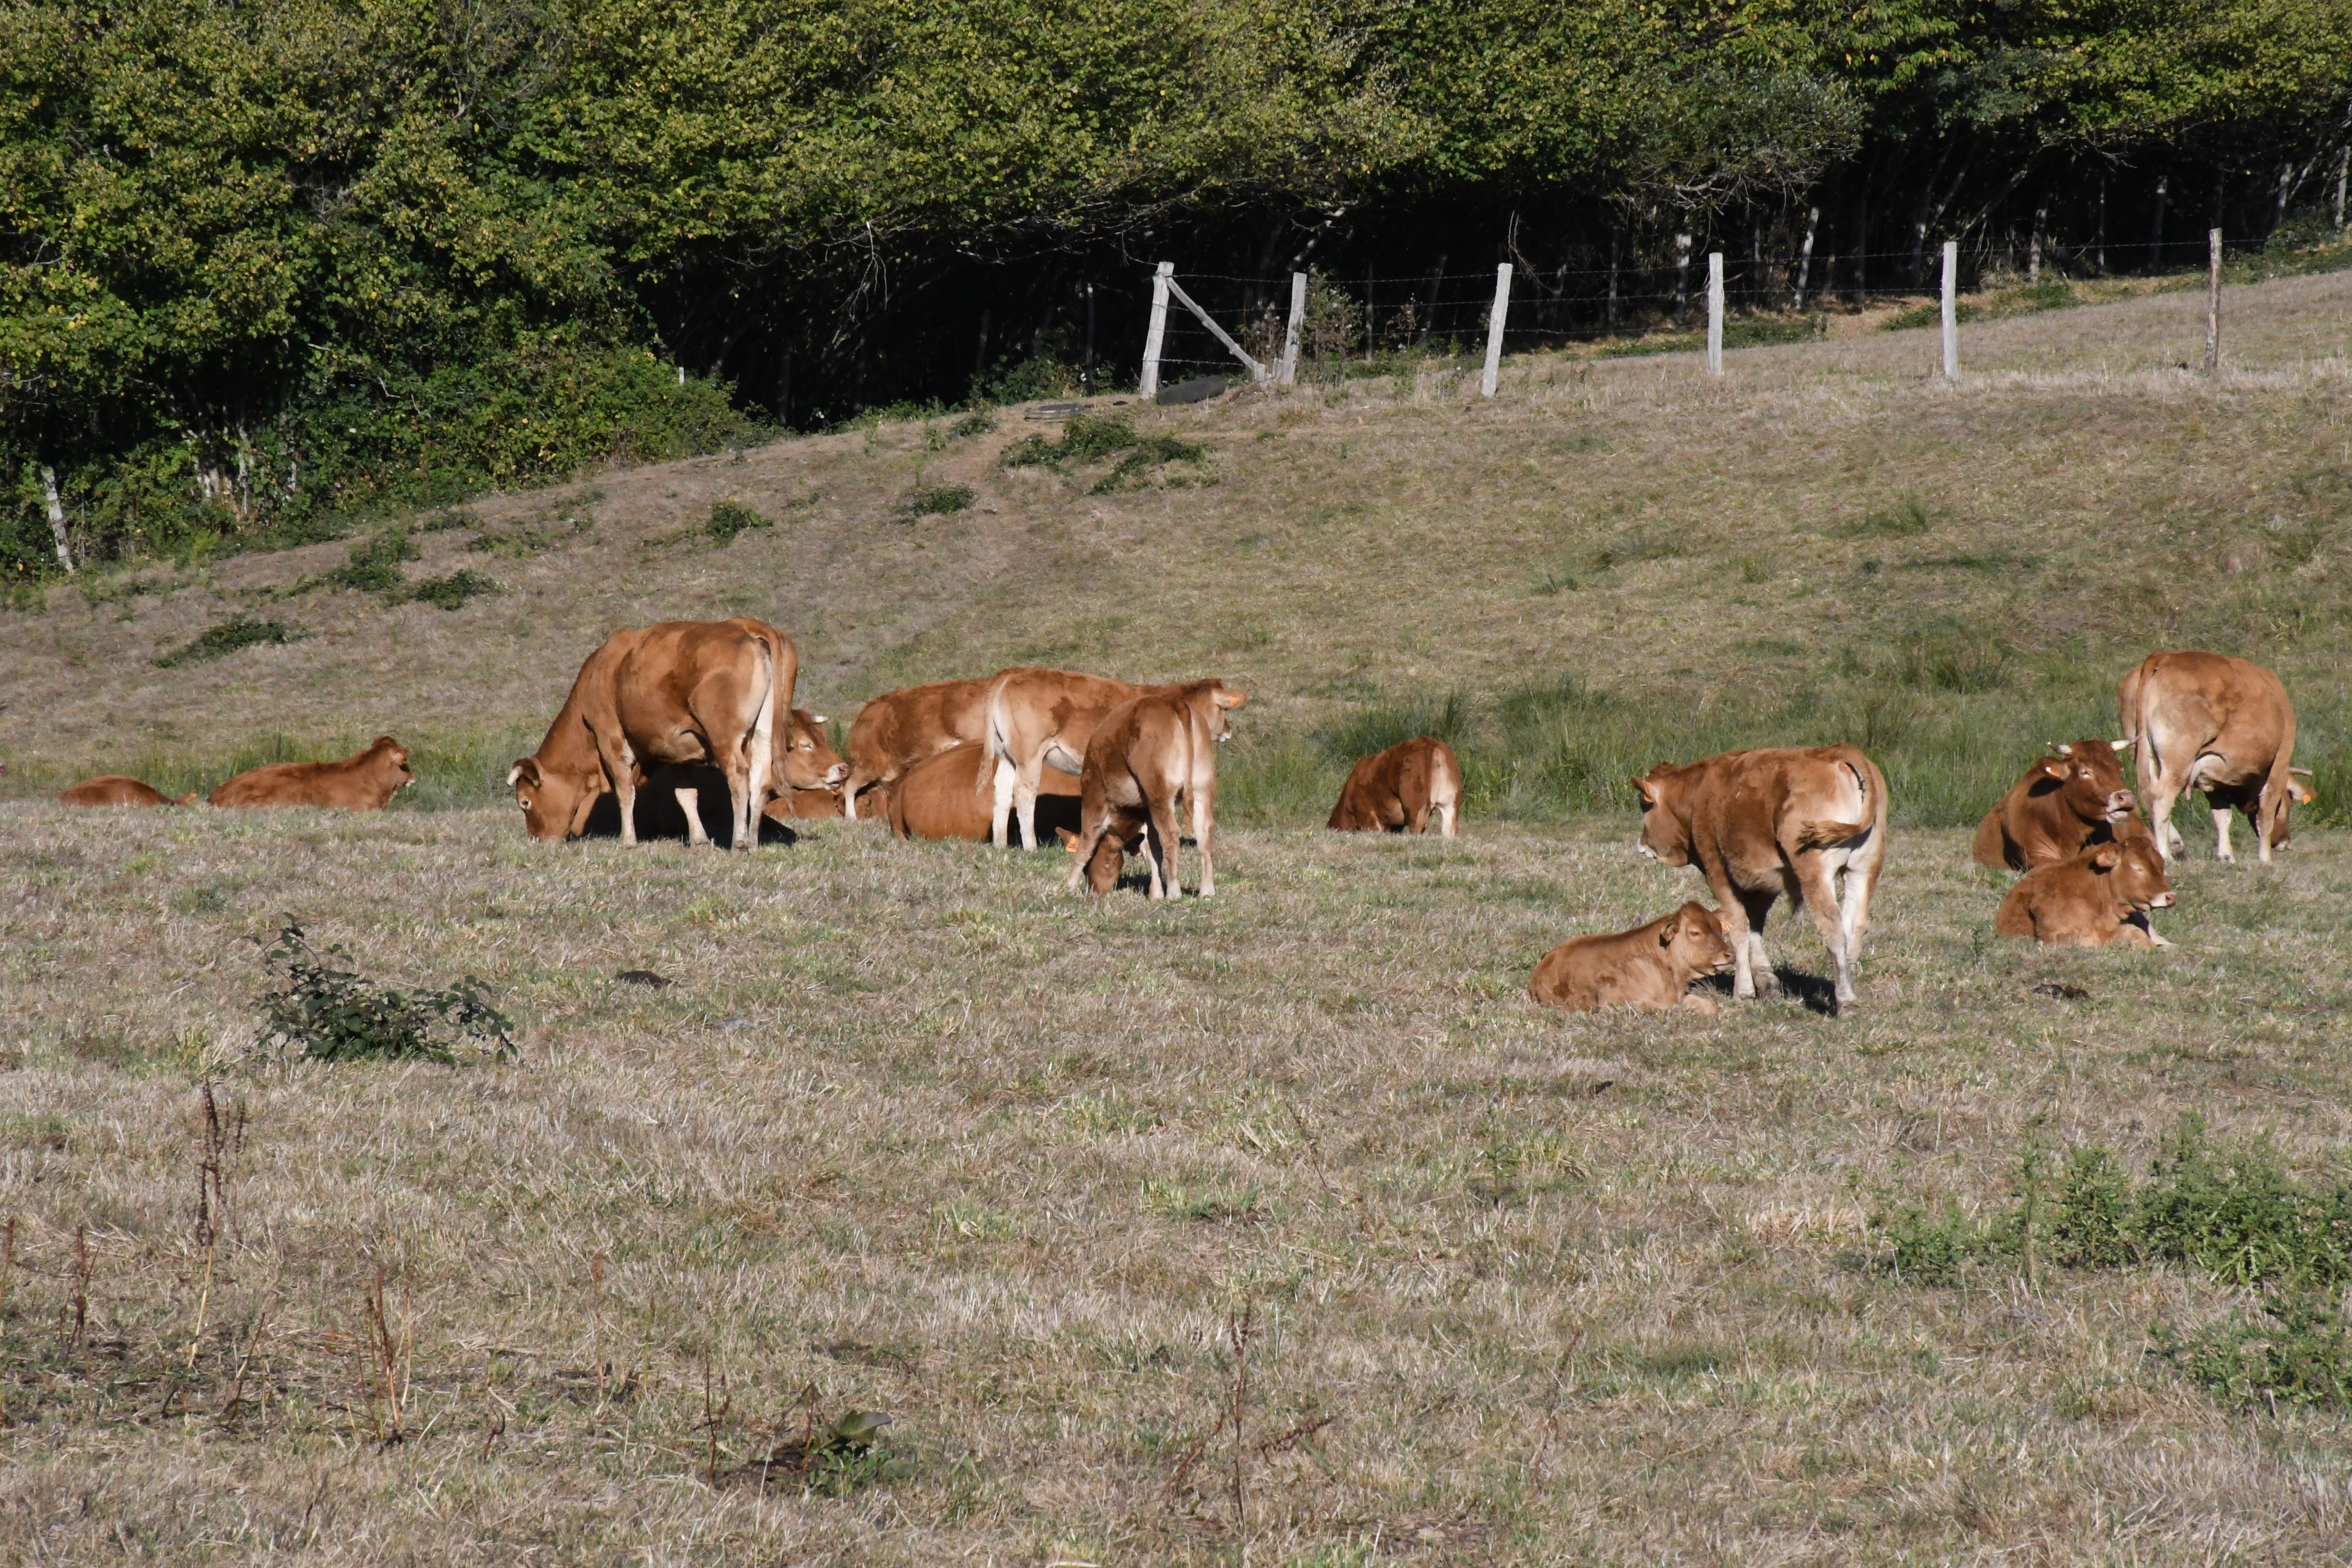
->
<box><xmin>1014</xmin><ymin>758</ymin><xmax>1046</xmax><ymax>850</ymax></box>
<box><xmin>1405</xmin><ymin>800</ymin><xmax>1432</xmax><ymax>834</ymax></box>
<box><xmin>989</xmin><ymin>757</ymin><xmax>1018</xmax><ymax>848</ymax></box>
<box><xmin>1146</xmin><ymin>792</ymin><xmax>1182</xmax><ymax>898</ymax></box>
<box><xmin>1795</xmin><ymin>854</ymin><xmax>1857</xmax><ymax>1006</ymax></box>
<box><xmin>2212</xmin><ymin>806</ymin><xmax>2236</xmax><ymax>863</ymax></box>
<box><xmin>673</xmin><ymin>787</ymin><xmax>709</xmax><ymax>847</ymax></box>
<box><xmin>1192</xmin><ymin>782</ymin><xmax>1217</xmax><ymax>898</ymax></box>
<box><xmin>1436</xmin><ymin>799</ymin><xmax>1459</xmax><ymax>838</ymax></box>
<box><xmin>1737</xmin><ymin>890</ymin><xmax>1780</xmax><ymax>997</ymax></box>
<box><xmin>1712</xmin><ymin>883</ymin><xmax>1759</xmax><ymax>999</ymax></box>
<box><xmin>602</xmin><ymin>741</ymin><xmax>640</xmax><ymax>847</ymax></box>
<box><xmin>741</xmin><ymin>704</ymin><xmax>776</xmax><ymax>853</ymax></box>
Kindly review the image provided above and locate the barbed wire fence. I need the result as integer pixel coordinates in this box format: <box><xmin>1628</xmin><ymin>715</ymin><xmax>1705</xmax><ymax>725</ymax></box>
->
<box><xmin>1132</xmin><ymin>223</ymin><xmax>2285</xmax><ymax>403</ymax></box>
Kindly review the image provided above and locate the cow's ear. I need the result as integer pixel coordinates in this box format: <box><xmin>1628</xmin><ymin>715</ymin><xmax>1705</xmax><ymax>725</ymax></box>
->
<box><xmin>1658</xmin><ymin>917</ymin><xmax>1680</xmax><ymax>947</ymax></box>
<box><xmin>1631</xmin><ymin>777</ymin><xmax>1657</xmax><ymax>808</ymax></box>
<box><xmin>2090</xmin><ymin>844</ymin><xmax>2122</xmax><ymax>870</ymax></box>
<box><xmin>1212</xmin><ymin>689</ymin><xmax>1246</xmax><ymax>709</ymax></box>
<box><xmin>1056</xmin><ymin>828</ymin><xmax>1080</xmax><ymax>852</ymax></box>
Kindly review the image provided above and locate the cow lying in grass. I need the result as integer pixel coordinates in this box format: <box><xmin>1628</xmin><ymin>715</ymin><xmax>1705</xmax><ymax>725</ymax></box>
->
<box><xmin>888</xmin><ymin>741</ymin><xmax>1078</xmax><ymax>841</ymax></box>
<box><xmin>1971</xmin><ymin>740</ymin><xmax>2144</xmax><ymax>871</ymax></box>
<box><xmin>1063</xmin><ymin>680</ymin><xmax>1245</xmax><ymax>898</ymax></box>
<box><xmin>61</xmin><ymin>776</ymin><xmax>197</xmax><ymax>807</ymax></box>
<box><xmin>211</xmin><ymin>738</ymin><xmax>415</xmax><ymax>810</ymax></box>
<box><xmin>1328</xmin><ymin>737</ymin><xmax>1462</xmax><ymax>837</ymax></box>
<box><xmin>1994</xmin><ymin>839</ymin><xmax>2176</xmax><ymax>947</ymax></box>
<box><xmin>1530</xmin><ymin>902</ymin><xmax>1736</xmax><ymax>1013</ymax></box>
<box><xmin>1632</xmin><ymin>745</ymin><xmax>1887</xmax><ymax>1010</ymax></box>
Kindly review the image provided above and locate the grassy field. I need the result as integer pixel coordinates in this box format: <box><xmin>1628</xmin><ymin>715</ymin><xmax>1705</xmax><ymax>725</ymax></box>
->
<box><xmin>3</xmin><ymin>268</ymin><xmax>2352</xmax><ymax>1562</ymax></box>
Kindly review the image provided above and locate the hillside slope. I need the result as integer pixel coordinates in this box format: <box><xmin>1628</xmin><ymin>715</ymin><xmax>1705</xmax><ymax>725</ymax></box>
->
<box><xmin>4</xmin><ymin>269</ymin><xmax>2349</xmax><ymax>822</ymax></box>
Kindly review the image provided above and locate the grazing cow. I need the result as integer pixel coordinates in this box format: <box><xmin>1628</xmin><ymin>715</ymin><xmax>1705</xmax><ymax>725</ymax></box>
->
<box><xmin>1328</xmin><ymin>737</ymin><xmax>1463</xmax><ymax>837</ymax></box>
<box><xmin>60</xmin><ymin>776</ymin><xmax>197</xmax><ymax>807</ymax></box>
<box><xmin>1063</xmin><ymin>680</ymin><xmax>1246</xmax><ymax>899</ymax></box>
<box><xmin>1529</xmin><ymin>902</ymin><xmax>1737</xmax><ymax>1014</ymax></box>
<box><xmin>2118</xmin><ymin>650</ymin><xmax>2313</xmax><ymax>863</ymax></box>
<box><xmin>1970</xmin><ymin>740</ymin><xmax>2145</xmax><ymax>871</ymax></box>
<box><xmin>1632</xmin><ymin>745</ymin><xmax>1888</xmax><ymax>1009</ymax></box>
<box><xmin>1058</xmin><ymin>825</ymin><xmax>1142</xmax><ymax>893</ymax></box>
<box><xmin>982</xmin><ymin>667</ymin><xmax>1167</xmax><ymax>849</ymax></box>
<box><xmin>888</xmin><ymin>742</ymin><xmax>1079</xmax><ymax>842</ymax></box>
<box><xmin>210</xmin><ymin>737</ymin><xmax>415</xmax><ymax>810</ymax></box>
<box><xmin>508</xmin><ymin>619</ymin><xmax>796</xmax><ymax>851</ymax></box>
<box><xmin>1994</xmin><ymin>838</ymin><xmax>2176</xmax><ymax>947</ymax></box>
<box><xmin>841</xmin><ymin>678</ymin><xmax>993</xmax><ymax>819</ymax></box>
<box><xmin>674</xmin><ymin>709</ymin><xmax>847</xmax><ymax>844</ymax></box>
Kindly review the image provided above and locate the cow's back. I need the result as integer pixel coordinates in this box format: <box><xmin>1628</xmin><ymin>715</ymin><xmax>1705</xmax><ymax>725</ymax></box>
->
<box><xmin>1694</xmin><ymin>745</ymin><xmax>1877</xmax><ymax>855</ymax></box>
<box><xmin>890</xmin><ymin>743</ymin><xmax>996</xmax><ymax>840</ymax></box>
<box><xmin>849</xmin><ymin>679</ymin><xmax>991</xmax><ymax>771</ymax></box>
<box><xmin>61</xmin><ymin>776</ymin><xmax>186</xmax><ymax>808</ymax></box>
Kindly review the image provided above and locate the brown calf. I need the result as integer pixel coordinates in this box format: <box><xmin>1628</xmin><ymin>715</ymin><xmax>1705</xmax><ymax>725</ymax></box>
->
<box><xmin>672</xmin><ymin>708</ymin><xmax>846</xmax><ymax>845</ymax></box>
<box><xmin>1328</xmin><ymin>737</ymin><xmax>1463</xmax><ymax>837</ymax></box>
<box><xmin>1633</xmin><ymin>744</ymin><xmax>1888</xmax><ymax>1008</ymax></box>
<box><xmin>2119</xmin><ymin>650</ymin><xmax>2312</xmax><ymax>863</ymax></box>
<box><xmin>1063</xmin><ymin>680</ymin><xmax>1245</xmax><ymax>899</ymax></box>
<box><xmin>982</xmin><ymin>667</ymin><xmax>1164</xmax><ymax>848</ymax></box>
<box><xmin>889</xmin><ymin>742</ymin><xmax>1079</xmax><ymax>842</ymax></box>
<box><xmin>1970</xmin><ymin>739</ymin><xmax>2143</xmax><ymax>871</ymax></box>
<box><xmin>508</xmin><ymin>619</ymin><xmax>797</xmax><ymax>851</ymax></box>
<box><xmin>841</xmin><ymin>678</ymin><xmax>993</xmax><ymax>819</ymax></box>
<box><xmin>61</xmin><ymin>776</ymin><xmax>197</xmax><ymax>808</ymax></box>
<box><xmin>1529</xmin><ymin>902</ymin><xmax>1737</xmax><ymax>1013</ymax></box>
<box><xmin>1994</xmin><ymin>838</ymin><xmax>2176</xmax><ymax>947</ymax></box>
<box><xmin>211</xmin><ymin>737</ymin><xmax>415</xmax><ymax>810</ymax></box>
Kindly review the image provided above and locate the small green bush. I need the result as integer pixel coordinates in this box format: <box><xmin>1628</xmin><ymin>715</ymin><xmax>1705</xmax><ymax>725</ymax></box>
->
<box><xmin>2155</xmin><ymin>1292</ymin><xmax>2352</xmax><ymax>1409</ymax></box>
<box><xmin>899</xmin><ymin>484</ymin><xmax>976</xmax><ymax>518</ymax></box>
<box><xmin>1001</xmin><ymin>411</ymin><xmax>1149</xmax><ymax>471</ymax></box>
<box><xmin>156</xmin><ymin>615</ymin><xmax>297</xmax><ymax>667</ymax></box>
<box><xmin>706</xmin><ymin>500</ymin><xmax>773</xmax><ymax>544</ymax></box>
<box><xmin>325</xmin><ymin>527</ymin><xmax>420</xmax><ymax>592</ymax></box>
<box><xmin>406</xmin><ymin>569</ymin><xmax>503</xmax><ymax>610</ymax></box>
<box><xmin>257</xmin><ymin>920</ymin><xmax>515</xmax><ymax>1066</ymax></box>
<box><xmin>948</xmin><ymin>409</ymin><xmax>998</xmax><ymax>438</ymax></box>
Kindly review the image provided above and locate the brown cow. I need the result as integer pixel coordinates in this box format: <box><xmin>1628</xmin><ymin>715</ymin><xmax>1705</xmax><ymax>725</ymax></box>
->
<box><xmin>60</xmin><ymin>776</ymin><xmax>197</xmax><ymax>807</ymax></box>
<box><xmin>841</xmin><ymin>678</ymin><xmax>993</xmax><ymax>819</ymax></box>
<box><xmin>210</xmin><ymin>737</ymin><xmax>415</xmax><ymax>810</ymax></box>
<box><xmin>1062</xmin><ymin>680</ymin><xmax>1246</xmax><ymax>899</ymax></box>
<box><xmin>1328</xmin><ymin>737</ymin><xmax>1463</xmax><ymax>837</ymax></box>
<box><xmin>674</xmin><ymin>708</ymin><xmax>847</xmax><ymax>844</ymax></box>
<box><xmin>888</xmin><ymin>741</ymin><xmax>1078</xmax><ymax>841</ymax></box>
<box><xmin>1994</xmin><ymin>838</ymin><xmax>2176</xmax><ymax>947</ymax></box>
<box><xmin>1970</xmin><ymin>740</ymin><xmax>2144</xmax><ymax>871</ymax></box>
<box><xmin>509</xmin><ymin>619</ymin><xmax>797</xmax><ymax>851</ymax></box>
<box><xmin>982</xmin><ymin>667</ymin><xmax>1168</xmax><ymax>848</ymax></box>
<box><xmin>1632</xmin><ymin>745</ymin><xmax>1889</xmax><ymax>1009</ymax></box>
<box><xmin>1529</xmin><ymin>902</ymin><xmax>1737</xmax><ymax>1014</ymax></box>
<box><xmin>2119</xmin><ymin>650</ymin><xmax>2313</xmax><ymax>863</ymax></box>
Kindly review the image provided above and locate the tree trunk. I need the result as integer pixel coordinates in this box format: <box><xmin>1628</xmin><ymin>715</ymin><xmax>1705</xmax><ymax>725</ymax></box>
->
<box><xmin>2149</xmin><ymin>174</ymin><xmax>2168</xmax><ymax>271</ymax></box>
<box><xmin>1792</xmin><ymin>205</ymin><xmax>1818</xmax><ymax>309</ymax></box>
<box><xmin>41</xmin><ymin>466</ymin><xmax>75</xmax><ymax>573</ymax></box>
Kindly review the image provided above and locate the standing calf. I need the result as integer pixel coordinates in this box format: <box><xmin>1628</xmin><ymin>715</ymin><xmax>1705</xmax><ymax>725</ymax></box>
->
<box><xmin>2118</xmin><ymin>650</ymin><xmax>2312</xmax><ymax>863</ymax></box>
<box><xmin>1063</xmin><ymin>681</ymin><xmax>1245</xmax><ymax>898</ymax></box>
<box><xmin>1632</xmin><ymin>745</ymin><xmax>1888</xmax><ymax>1009</ymax></box>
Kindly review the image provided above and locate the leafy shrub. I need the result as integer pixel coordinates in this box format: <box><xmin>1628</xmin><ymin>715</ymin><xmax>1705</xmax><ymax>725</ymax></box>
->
<box><xmin>156</xmin><ymin>615</ymin><xmax>297</xmax><ymax>667</ymax></box>
<box><xmin>1087</xmin><ymin>433</ymin><xmax>1207</xmax><ymax>493</ymax></box>
<box><xmin>2154</xmin><ymin>1292</ymin><xmax>2352</xmax><ymax>1409</ymax></box>
<box><xmin>325</xmin><ymin>527</ymin><xmax>420</xmax><ymax>592</ymax></box>
<box><xmin>948</xmin><ymin>409</ymin><xmax>998</xmax><ymax>438</ymax></box>
<box><xmin>899</xmin><ymin>484</ymin><xmax>976</xmax><ymax>518</ymax></box>
<box><xmin>406</xmin><ymin>569</ymin><xmax>503</xmax><ymax>610</ymax></box>
<box><xmin>706</xmin><ymin>501</ymin><xmax>772</xmax><ymax>544</ymax></box>
<box><xmin>257</xmin><ymin>920</ymin><xmax>514</xmax><ymax>1066</ymax></box>
<box><xmin>1000</xmin><ymin>411</ymin><xmax>1149</xmax><ymax>470</ymax></box>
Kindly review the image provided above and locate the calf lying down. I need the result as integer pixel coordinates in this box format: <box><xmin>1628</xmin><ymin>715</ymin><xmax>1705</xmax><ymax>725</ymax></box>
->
<box><xmin>1530</xmin><ymin>901</ymin><xmax>1737</xmax><ymax>1014</ymax></box>
<box><xmin>1994</xmin><ymin>839</ymin><xmax>2177</xmax><ymax>947</ymax></box>
<box><xmin>61</xmin><ymin>776</ymin><xmax>197</xmax><ymax>807</ymax></box>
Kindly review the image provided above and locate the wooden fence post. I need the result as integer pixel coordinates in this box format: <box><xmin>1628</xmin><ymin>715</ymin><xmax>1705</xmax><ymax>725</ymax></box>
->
<box><xmin>2205</xmin><ymin>229</ymin><xmax>2223</xmax><ymax>372</ymax></box>
<box><xmin>1280</xmin><ymin>272</ymin><xmax>1307</xmax><ymax>386</ymax></box>
<box><xmin>1941</xmin><ymin>241</ymin><xmax>1960</xmax><ymax>382</ymax></box>
<box><xmin>1705</xmin><ymin>253</ymin><xmax>1724</xmax><ymax>376</ymax></box>
<box><xmin>40</xmin><ymin>466</ymin><xmax>74</xmax><ymax>573</ymax></box>
<box><xmin>1141</xmin><ymin>262</ymin><xmax>1173</xmax><ymax>398</ymax></box>
<box><xmin>1480</xmin><ymin>264</ymin><xmax>1511</xmax><ymax>397</ymax></box>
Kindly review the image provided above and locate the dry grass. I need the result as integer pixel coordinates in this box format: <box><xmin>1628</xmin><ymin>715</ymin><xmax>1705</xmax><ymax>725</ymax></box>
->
<box><xmin>3</xmin><ymin>269</ymin><xmax>2352</xmax><ymax>1561</ymax></box>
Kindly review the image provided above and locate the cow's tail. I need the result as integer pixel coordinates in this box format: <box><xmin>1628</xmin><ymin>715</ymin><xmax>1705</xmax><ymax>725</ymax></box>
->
<box><xmin>1798</xmin><ymin>751</ymin><xmax>1883</xmax><ymax>851</ymax></box>
<box><xmin>977</xmin><ymin>673</ymin><xmax>1014</xmax><ymax>795</ymax></box>
<box><xmin>746</xmin><ymin>632</ymin><xmax>782</xmax><ymax>816</ymax></box>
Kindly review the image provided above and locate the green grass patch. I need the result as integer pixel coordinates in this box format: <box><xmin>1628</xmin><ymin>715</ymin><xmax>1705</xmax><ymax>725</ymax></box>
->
<box><xmin>899</xmin><ymin>484</ymin><xmax>976</xmax><ymax>519</ymax></box>
<box><xmin>155</xmin><ymin>615</ymin><xmax>298</xmax><ymax>667</ymax></box>
<box><xmin>706</xmin><ymin>500</ymin><xmax>773</xmax><ymax>544</ymax></box>
<box><xmin>405</xmin><ymin>569</ymin><xmax>503</xmax><ymax>611</ymax></box>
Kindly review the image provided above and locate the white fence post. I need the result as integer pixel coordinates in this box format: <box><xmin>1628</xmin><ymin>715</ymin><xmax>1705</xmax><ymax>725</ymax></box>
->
<box><xmin>1480</xmin><ymin>263</ymin><xmax>1511</xmax><ymax>398</ymax></box>
<box><xmin>1280</xmin><ymin>271</ymin><xmax>1307</xmax><ymax>386</ymax></box>
<box><xmin>1940</xmin><ymin>240</ymin><xmax>1959</xmax><ymax>382</ymax></box>
<box><xmin>1140</xmin><ymin>261</ymin><xmax>1173</xmax><ymax>398</ymax></box>
<box><xmin>1705</xmin><ymin>252</ymin><xmax>1724</xmax><ymax>376</ymax></box>
<box><xmin>2205</xmin><ymin>228</ymin><xmax>2223</xmax><ymax>372</ymax></box>
<box><xmin>40</xmin><ymin>466</ymin><xmax>74</xmax><ymax>573</ymax></box>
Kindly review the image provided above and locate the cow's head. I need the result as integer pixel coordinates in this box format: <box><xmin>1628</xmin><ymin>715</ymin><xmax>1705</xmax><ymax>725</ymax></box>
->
<box><xmin>1189</xmin><ymin>681</ymin><xmax>1247</xmax><ymax>743</ymax></box>
<box><xmin>779</xmin><ymin>709</ymin><xmax>850</xmax><ymax>792</ymax></box>
<box><xmin>1662</xmin><ymin>901</ymin><xmax>1736</xmax><ymax>977</ymax></box>
<box><xmin>2088</xmin><ymin>839</ymin><xmax>2176</xmax><ymax>912</ymax></box>
<box><xmin>2270</xmin><ymin>767</ymin><xmax>2317</xmax><ymax>850</ymax></box>
<box><xmin>366</xmin><ymin>736</ymin><xmax>416</xmax><ymax>793</ymax></box>
<box><xmin>1631</xmin><ymin>767</ymin><xmax>1693</xmax><ymax>865</ymax></box>
<box><xmin>2036</xmin><ymin>742</ymin><xmax>2137</xmax><ymax>826</ymax></box>
<box><xmin>507</xmin><ymin>755</ymin><xmax>602</xmax><ymax>842</ymax></box>
<box><xmin>1059</xmin><ymin>825</ymin><xmax>1134</xmax><ymax>893</ymax></box>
